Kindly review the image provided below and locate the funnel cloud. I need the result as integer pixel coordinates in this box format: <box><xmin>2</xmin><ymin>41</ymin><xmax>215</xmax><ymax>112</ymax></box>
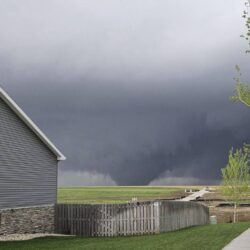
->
<box><xmin>0</xmin><ymin>0</ymin><xmax>249</xmax><ymax>185</ymax></box>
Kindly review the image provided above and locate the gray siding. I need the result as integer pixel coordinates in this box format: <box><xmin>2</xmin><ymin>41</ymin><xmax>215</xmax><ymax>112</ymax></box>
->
<box><xmin>0</xmin><ymin>97</ymin><xmax>58</xmax><ymax>209</ymax></box>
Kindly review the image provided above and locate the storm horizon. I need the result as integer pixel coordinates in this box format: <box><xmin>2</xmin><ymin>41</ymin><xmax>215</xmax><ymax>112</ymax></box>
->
<box><xmin>0</xmin><ymin>0</ymin><xmax>250</xmax><ymax>186</ymax></box>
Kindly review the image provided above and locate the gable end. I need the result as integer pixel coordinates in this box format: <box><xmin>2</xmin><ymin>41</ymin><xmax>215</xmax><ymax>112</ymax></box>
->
<box><xmin>0</xmin><ymin>87</ymin><xmax>66</xmax><ymax>161</ymax></box>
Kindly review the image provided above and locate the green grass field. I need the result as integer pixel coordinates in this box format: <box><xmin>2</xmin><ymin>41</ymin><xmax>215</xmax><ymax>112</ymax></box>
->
<box><xmin>58</xmin><ymin>186</ymin><xmax>184</xmax><ymax>204</ymax></box>
<box><xmin>1</xmin><ymin>223</ymin><xmax>249</xmax><ymax>250</ymax></box>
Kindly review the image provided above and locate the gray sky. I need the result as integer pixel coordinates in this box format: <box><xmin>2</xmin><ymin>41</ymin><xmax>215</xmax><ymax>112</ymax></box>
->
<box><xmin>0</xmin><ymin>0</ymin><xmax>249</xmax><ymax>185</ymax></box>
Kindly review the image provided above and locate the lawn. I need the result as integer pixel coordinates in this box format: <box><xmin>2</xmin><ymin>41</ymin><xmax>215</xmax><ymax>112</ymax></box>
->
<box><xmin>58</xmin><ymin>186</ymin><xmax>184</xmax><ymax>204</ymax></box>
<box><xmin>1</xmin><ymin>223</ymin><xmax>249</xmax><ymax>250</ymax></box>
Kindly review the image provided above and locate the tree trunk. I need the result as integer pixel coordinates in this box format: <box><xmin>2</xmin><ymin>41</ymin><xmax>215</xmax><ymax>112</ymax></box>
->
<box><xmin>233</xmin><ymin>203</ymin><xmax>237</xmax><ymax>223</ymax></box>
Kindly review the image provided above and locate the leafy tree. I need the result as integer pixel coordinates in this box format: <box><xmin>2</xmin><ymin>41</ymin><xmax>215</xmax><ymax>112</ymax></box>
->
<box><xmin>224</xmin><ymin>1</ymin><xmax>250</xmax><ymax>223</ymax></box>
<box><xmin>231</xmin><ymin>65</ymin><xmax>250</xmax><ymax>106</ymax></box>
<box><xmin>221</xmin><ymin>146</ymin><xmax>250</xmax><ymax>223</ymax></box>
<box><xmin>241</xmin><ymin>0</ymin><xmax>250</xmax><ymax>53</ymax></box>
<box><xmin>231</xmin><ymin>1</ymin><xmax>250</xmax><ymax>106</ymax></box>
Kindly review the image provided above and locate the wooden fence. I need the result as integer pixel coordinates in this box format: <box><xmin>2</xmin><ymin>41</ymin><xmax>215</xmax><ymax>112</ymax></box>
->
<box><xmin>55</xmin><ymin>201</ymin><xmax>209</xmax><ymax>237</ymax></box>
<box><xmin>159</xmin><ymin>201</ymin><xmax>209</xmax><ymax>232</ymax></box>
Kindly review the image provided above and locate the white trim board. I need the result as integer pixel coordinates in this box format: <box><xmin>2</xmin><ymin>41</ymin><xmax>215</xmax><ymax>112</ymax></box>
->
<box><xmin>0</xmin><ymin>87</ymin><xmax>66</xmax><ymax>161</ymax></box>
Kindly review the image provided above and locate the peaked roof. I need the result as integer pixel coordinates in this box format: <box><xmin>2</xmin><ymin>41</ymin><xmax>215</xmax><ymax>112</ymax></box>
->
<box><xmin>0</xmin><ymin>87</ymin><xmax>66</xmax><ymax>161</ymax></box>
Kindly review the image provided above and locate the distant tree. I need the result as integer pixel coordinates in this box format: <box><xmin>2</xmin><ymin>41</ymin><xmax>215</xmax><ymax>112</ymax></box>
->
<box><xmin>221</xmin><ymin>146</ymin><xmax>250</xmax><ymax>223</ymax></box>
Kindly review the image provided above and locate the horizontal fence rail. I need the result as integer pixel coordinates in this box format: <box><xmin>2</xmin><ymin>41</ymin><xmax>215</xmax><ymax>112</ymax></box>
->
<box><xmin>55</xmin><ymin>201</ymin><xmax>209</xmax><ymax>237</ymax></box>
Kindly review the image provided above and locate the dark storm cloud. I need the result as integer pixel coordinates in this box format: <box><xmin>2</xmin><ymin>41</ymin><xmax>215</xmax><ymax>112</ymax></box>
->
<box><xmin>0</xmin><ymin>0</ymin><xmax>249</xmax><ymax>185</ymax></box>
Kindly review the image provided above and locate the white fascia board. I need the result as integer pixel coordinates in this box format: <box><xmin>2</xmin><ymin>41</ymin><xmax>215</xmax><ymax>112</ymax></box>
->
<box><xmin>0</xmin><ymin>87</ymin><xmax>66</xmax><ymax>161</ymax></box>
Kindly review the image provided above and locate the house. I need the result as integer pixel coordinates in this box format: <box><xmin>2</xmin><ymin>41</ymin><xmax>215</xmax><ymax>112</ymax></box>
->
<box><xmin>0</xmin><ymin>87</ymin><xmax>66</xmax><ymax>234</ymax></box>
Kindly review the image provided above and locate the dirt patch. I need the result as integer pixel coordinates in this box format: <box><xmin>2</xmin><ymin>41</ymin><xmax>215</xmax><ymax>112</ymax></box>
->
<box><xmin>0</xmin><ymin>233</ymin><xmax>71</xmax><ymax>241</ymax></box>
<box><xmin>209</xmin><ymin>207</ymin><xmax>250</xmax><ymax>223</ymax></box>
<box><xmin>196</xmin><ymin>190</ymin><xmax>250</xmax><ymax>223</ymax></box>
